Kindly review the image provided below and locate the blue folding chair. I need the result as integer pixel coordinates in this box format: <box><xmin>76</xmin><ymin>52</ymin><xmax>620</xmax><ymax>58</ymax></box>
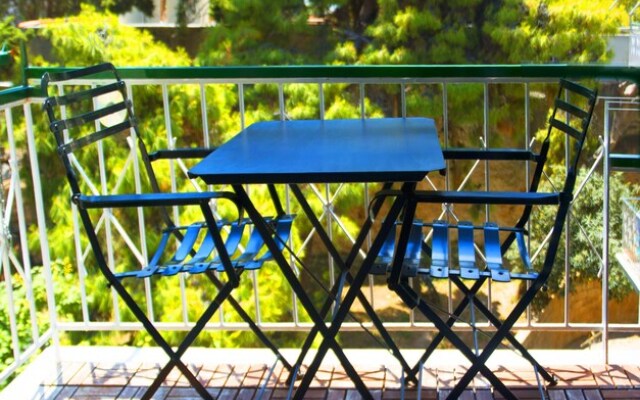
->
<box><xmin>372</xmin><ymin>79</ymin><xmax>598</xmax><ymax>399</ymax></box>
<box><xmin>41</xmin><ymin>63</ymin><xmax>293</xmax><ymax>399</ymax></box>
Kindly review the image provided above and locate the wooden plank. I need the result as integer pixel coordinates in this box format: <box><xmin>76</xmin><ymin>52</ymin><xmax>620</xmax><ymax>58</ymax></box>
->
<box><xmin>346</xmin><ymin>388</ymin><xmax>380</xmax><ymax>399</ymax></box>
<box><xmin>551</xmin><ymin>366</ymin><xmax>599</xmax><ymax>388</ymax></box>
<box><xmin>225</xmin><ymin>363</ymin><xmax>249</xmax><ymax>387</ymax></box>
<box><xmin>548</xmin><ymin>389</ymin><xmax>569</xmax><ymax>400</ymax></box>
<box><xmin>81</xmin><ymin>362</ymin><xmax>138</xmax><ymax>386</ymax></box>
<box><xmin>217</xmin><ymin>388</ymin><xmax>239</xmax><ymax>400</ymax></box>
<box><xmin>115</xmin><ymin>385</ymin><xmax>139</xmax><ymax>399</ymax></box>
<box><xmin>623</xmin><ymin>365</ymin><xmax>640</xmax><ymax>388</ymax></box>
<box><xmin>436</xmin><ymin>366</ymin><xmax>456</xmax><ymax>390</ymax></box>
<box><xmin>235</xmin><ymin>387</ymin><xmax>256</xmax><ymax>400</ymax></box>
<box><xmin>475</xmin><ymin>389</ymin><xmax>493</xmax><ymax>400</ymax></box>
<box><xmin>331</xmin><ymin>366</ymin><xmax>357</xmax><ymax>389</ymax></box>
<box><xmin>565</xmin><ymin>389</ymin><xmax>587</xmax><ymax>400</ymax></box>
<box><xmin>600</xmin><ymin>389</ymin><xmax>640</xmax><ymax>399</ymax></box>
<box><xmin>240</xmin><ymin>364</ymin><xmax>266</xmax><ymax>387</ymax></box>
<box><xmin>607</xmin><ymin>365</ymin><xmax>632</xmax><ymax>388</ymax></box>
<box><xmin>53</xmin><ymin>386</ymin><xmax>79</xmax><ymax>400</ymax></box>
<box><xmin>326</xmin><ymin>388</ymin><xmax>346</xmax><ymax>400</ymax></box>
<box><xmin>591</xmin><ymin>365</ymin><xmax>615</xmax><ymax>388</ymax></box>
<box><xmin>66</xmin><ymin>362</ymin><xmax>97</xmax><ymax>385</ymax></box>
<box><xmin>42</xmin><ymin>362</ymin><xmax>85</xmax><ymax>386</ymax></box>
<box><xmin>493</xmin><ymin>365</ymin><xmax>541</xmax><ymax>388</ymax></box>
<box><xmin>457</xmin><ymin>389</ymin><xmax>475</xmax><ymax>400</ymax></box>
<box><xmin>583</xmin><ymin>389</ymin><xmax>604</xmax><ymax>400</ymax></box>
<box><xmin>507</xmin><ymin>388</ymin><xmax>546</xmax><ymax>399</ymax></box>
<box><xmin>418</xmin><ymin>366</ymin><xmax>439</xmax><ymax>389</ymax></box>
<box><xmin>384</xmin><ymin>365</ymin><xmax>403</xmax><ymax>390</ymax></box>
<box><xmin>418</xmin><ymin>388</ymin><xmax>438</xmax><ymax>400</ymax></box>
<box><xmin>437</xmin><ymin>389</ymin><xmax>451</xmax><ymax>400</ymax></box>
<box><xmin>127</xmin><ymin>363</ymin><xmax>162</xmax><ymax>387</ymax></box>
<box><xmin>360</xmin><ymin>366</ymin><xmax>386</xmax><ymax>390</ymax></box>
<box><xmin>207</xmin><ymin>363</ymin><xmax>233</xmax><ymax>389</ymax></box>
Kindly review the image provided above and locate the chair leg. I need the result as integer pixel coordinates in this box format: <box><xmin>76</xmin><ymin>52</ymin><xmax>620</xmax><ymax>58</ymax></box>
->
<box><xmin>103</xmin><ymin>269</ymin><xmax>225</xmax><ymax>399</ymax></box>
<box><xmin>406</xmin><ymin>277</ymin><xmax>486</xmax><ymax>382</ymax></box>
<box><xmin>142</xmin><ymin>281</ymin><xmax>235</xmax><ymax>400</ymax></box>
<box><xmin>446</xmin><ymin>277</ymin><xmax>550</xmax><ymax>400</ymax></box>
<box><xmin>450</xmin><ymin>277</ymin><xmax>556</xmax><ymax>384</ymax></box>
<box><xmin>203</xmin><ymin>270</ymin><xmax>293</xmax><ymax>371</ymax></box>
<box><xmin>395</xmin><ymin>283</ymin><xmax>518</xmax><ymax>400</ymax></box>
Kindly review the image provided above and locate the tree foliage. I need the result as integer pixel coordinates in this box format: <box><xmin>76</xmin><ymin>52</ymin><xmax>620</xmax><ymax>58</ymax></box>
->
<box><xmin>522</xmin><ymin>168</ymin><xmax>639</xmax><ymax>313</ymax></box>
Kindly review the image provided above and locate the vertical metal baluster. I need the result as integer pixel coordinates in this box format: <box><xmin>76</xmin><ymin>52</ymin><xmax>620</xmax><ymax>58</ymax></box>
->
<box><xmin>319</xmin><ymin>83</ymin><xmax>325</xmax><ymax>121</ymax></box>
<box><xmin>8</xmin><ymin>103</ymin><xmax>38</xmax><ymax>342</ymax></box>
<box><xmin>279</xmin><ymin>83</ymin><xmax>285</xmax><ymax>121</ymax></box>
<box><xmin>602</xmin><ymin>96</ymin><xmax>610</xmax><ymax>363</ymax></box>
<box><xmin>24</xmin><ymin>102</ymin><xmax>61</xmax><ymax>350</ymax></box>
<box><xmin>128</xmin><ymin>84</ymin><xmax>155</xmax><ymax>322</ymax></box>
<box><xmin>2</xmin><ymin>108</ymin><xmax>20</xmax><ymax>364</ymax></box>
<box><xmin>200</xmin><ymin>83</ymin><xmax>211</xmax><ymax>149</ymax></box>
<box><xmin>401</xmin><ymin>82</ymin><xmax>407</xmax><ymax>118</ymax></box>
<box><xmin>563</xmin><ymin>86</ymin><xmax>570</xmax><ymax>328</ymax></box>
<box><xmin>360</xmin><ymin>83</ymin><xmax>366</xmax><ymax>119</ymax></box>
<box><xmin>443</xmin><ymin>83</ymin><xmax>453</xmax><ymax>314</ymax></box>
<box><xmin>90</xmin><ymin>83</ymin><xmax>121</xmax><ymax>323</ymax></box>
<box><xmin>56</xmin><ymin>82</ymin><xmax>90</xmax><ymax>325</ymax></box>
<box><xmin>162</xmin><ymin>84</ymin><xmax>189</xmax><ymax>325</ymax></box>
<box><xmin>483</xmin><ymin>82</ymin><xmax>493</xmax><ymax>311</ymax></box>
<box><xmin>524</xmin><ymin>82</ymin><xmax>532</xmax><ymax>327</ymax></box>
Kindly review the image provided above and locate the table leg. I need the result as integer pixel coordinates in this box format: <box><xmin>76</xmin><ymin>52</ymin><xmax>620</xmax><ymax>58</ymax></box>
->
<box><xmin>292</xmin><ymin>186</ymin><xmax>410</xmax><ymax>399</ymax></box>
<box><xmin>231</xmin><ymin>185</ymin><xmax>371</xmax><ymax>396</ymax></box>
<box><xmin>287</xmin><ymin>183</ymin><xmax>414</xmax><ymax>384</ymax></box>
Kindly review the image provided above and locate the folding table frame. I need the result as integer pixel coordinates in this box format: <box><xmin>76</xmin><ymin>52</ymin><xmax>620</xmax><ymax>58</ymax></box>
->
<box><xmin>187</xmin><ymin>118</ymin><xmax>446</xmax><ymax>398</ymax></box>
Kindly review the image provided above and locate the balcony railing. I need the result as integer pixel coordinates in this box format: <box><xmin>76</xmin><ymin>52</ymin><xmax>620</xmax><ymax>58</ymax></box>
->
<box><xmin>0</xmin><ymin>64</ymin><xmax>639</xmax><ymax>386</ymax></box>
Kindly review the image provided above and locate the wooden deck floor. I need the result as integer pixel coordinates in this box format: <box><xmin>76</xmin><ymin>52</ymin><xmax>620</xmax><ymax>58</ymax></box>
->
<box><xmin>4</xmin><ymin>346</ymin><xmax>640</xmax><ymax>399</ymax></box>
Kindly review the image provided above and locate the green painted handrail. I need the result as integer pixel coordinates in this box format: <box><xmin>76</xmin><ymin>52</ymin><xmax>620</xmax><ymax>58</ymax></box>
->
<box><xmin>0</xmin><ymin>85</ymin><xmax>38</xmax><ymax>105</ymax></box>
<box><xmin>611</xmin><ymin>154</ymin><xmax>640</xmax><ymax>171</ymax></box>
<box><xmin>24</xmin><ymin>64</ymin><xmax>640</xmax><ymax>82</ymax></box>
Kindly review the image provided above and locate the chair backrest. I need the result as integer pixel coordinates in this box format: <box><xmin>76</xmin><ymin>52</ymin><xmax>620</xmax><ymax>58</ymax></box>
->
<box><xmin>42</xmin><ymin>63</ymin><xmax>172</xmax><ymax>225</ymax></box>
<box><xmin>532</xmin><ymin>79</ymin><xmax>598</xmax><ymax>194</ymax></box>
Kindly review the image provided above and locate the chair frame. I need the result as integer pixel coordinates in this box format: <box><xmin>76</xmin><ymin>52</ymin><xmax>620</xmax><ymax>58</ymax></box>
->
<box><xmin>376</xmin><ymin>79</ymin><xmax>597</xmax><ymax>399</ymax></box>
<box><xmin>41</xmin><ymin>63</ymin><xmax>292</xmax><ymax>399</ymax></box>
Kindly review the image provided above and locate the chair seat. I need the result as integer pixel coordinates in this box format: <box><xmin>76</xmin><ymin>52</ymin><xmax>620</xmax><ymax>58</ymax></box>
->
<box><xmin>115</xmin><ymin>215</ymin><xmax>295</xmax><ymax>280</ymax></box>
<box><xmin>371</xmin><ymin>219</ymin><xmax>538</xmax><ymax>282</ymax></box>
<box><xmin>370</xmin><ymin>219</ymin><xmax>423</xmax><ymax>277</ymax></box>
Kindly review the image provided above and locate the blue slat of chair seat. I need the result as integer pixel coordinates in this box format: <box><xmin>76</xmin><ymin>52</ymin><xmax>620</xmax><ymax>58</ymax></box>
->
<box><xmin>161</xmin><ymin>223</ymin><xmax>207</xmax><ymax>276</ymax></box>
<box><xmin>212</xmin><ymin>215</ymin><xmax>295</xmax><ymax>272</ymax></box>
<box><xmin>370</xmin><ymin>225</ymin><xmax>396</xmax><ymax>275</ymax></box>
<box><xmin>515</xmin><ymin>231</ymin><xmax>533</xmax><ymax>271</ymax></box>
<box><xmin>213</xmin><ymin>221</ymin><xmax>269</xmax><ymax>271</ymax></box>
<box><xmin>370</xmin><ymin>220</ymin><xmax>423</xmax><ymax>276</ymax></box>
<box><xmin>243</xmin><ymin>215</ymin><xmax>295</xmax><ymax>270</ymax></box>
<box><xmin>458</xmin><ymin>222</ymin><xmax>480</xmax><ymax>280</ymax></box>
<box><xmin>115</xmin><ymin>229</ymin><xmax>172</xmax><ymax>279</ymax></box>
<box><xmin>401</xmin><ymin>219</ymin><xmax>423</xmax><ymax>277</ymax></box>
<box><xmin>484</xmin><ymin>223</ymin><xmax>510</xmax><ymax>282</ymax></box>
<box><xmin>429</xmin><ymin>220</ymin><xmax>449</xmax><ymax>278</ymax></box>
<box><xmin>184</xmin><ymin>219</ymin><xmax>248</xmax><ymax>274</ymax></box>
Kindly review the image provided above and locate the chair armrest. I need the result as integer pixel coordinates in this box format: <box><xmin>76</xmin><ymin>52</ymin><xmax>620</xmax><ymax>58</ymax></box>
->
<box><xmin>148</xmin><ymin>147</ymin><xmax>216</xmax><ymax>162</ymax></box>
<box><xmin>443</xmin><ymin>148</ymin><xmax>541</xmax><ymax>162</ymax></box>
<box><xmin>413</xmin><ymin>190</ymin><xmax>561</xmax><ymax>206</ymax></box>
<box><xmin>73</xmin><ymin>191</ymin><xmax>238</xmax><ymax>209</ymax></box>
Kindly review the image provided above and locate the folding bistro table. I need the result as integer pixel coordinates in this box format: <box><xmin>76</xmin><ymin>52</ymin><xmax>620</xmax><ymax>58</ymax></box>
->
<box><xmin>189</xmin><ymin>117</ymin><xmax>445</xmax><ymax>397</ymax></box>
